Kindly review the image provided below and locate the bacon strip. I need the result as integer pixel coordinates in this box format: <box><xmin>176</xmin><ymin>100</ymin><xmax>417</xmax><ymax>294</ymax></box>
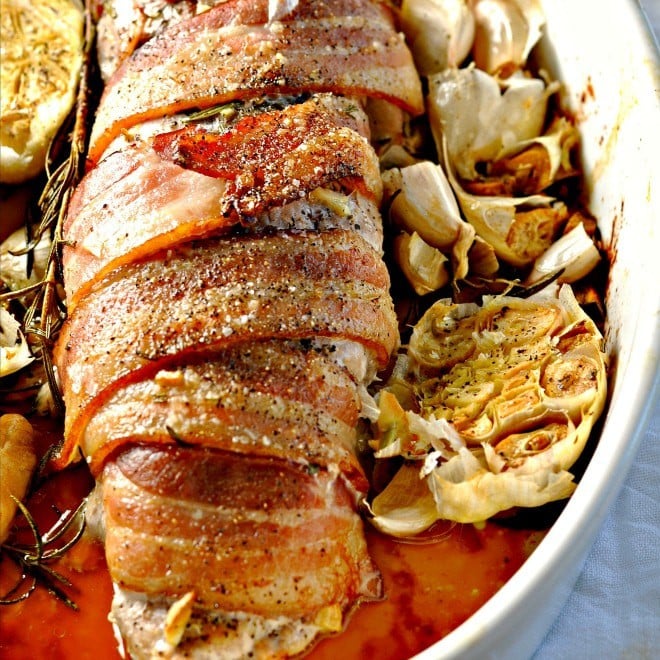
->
<box><xmin>63</xmin><ymin>95</ymin><xmax>381</xmax><ymax>306</ymax></box>
<box><xmin>102</xmin><ymin>446</ymin><xmax>379</xmax><ymax>613</ymax></box>
<box><xmin>102</xmin><ymin>445</ymin><xmax>381</xmax><ymax>657</ymax></box>
<box><xmin>95</xmin><ymin>0</ymin><xmax>387</xmax><ymax>81</ymax></box>
<box><xmin>88</xmin><ymin>1</ymin><xmax>424</xmax><ymax>162</ymax></box>
<box><xmin>151</xmin><ymin>99</ymin><xmax>382</xmax><ymax>213</ymax></box>
<box><xmin>55</xmin><ymin>229</ymin><xmax>397</xmax><ymax>467</ymax></box>
<box><xmin>80</xmin><ymin>341</ymin><xmax>369</xmax><ymax>490</ymax></box>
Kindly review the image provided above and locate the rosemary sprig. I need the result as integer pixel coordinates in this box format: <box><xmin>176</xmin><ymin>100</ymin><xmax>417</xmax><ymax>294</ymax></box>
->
<box><xmin>0</xmin><ymin>569</ymin><xmax>38</xmax><ymax>605</ymax></box>
<box><xmin>0</xmin><ymin>2</ymin><xmax>96</xmax><ymax>416</ymax></box>
<box><xmin>2</xmin><ymin>557</ymin><xmax>78</xmax><ymax>610</ymax></box>
<box><xmin>0</xmin><ymin>1</ymin><xmax>96</xmax><ymax>609</ymax></box>
<box><xmin>184</xmin><ymin>101</ymin><xmax>242</xmax><ymax>123</ymax></box>
<box><xmin>183</xmin><ymin>93</ymin><xmax>310</xmax><ymax>125</ymax></box>
<box><xmin>4</xmin><ymin>496</ymin><xmax>88</xmax><ymax>562</ymax></box>
<box><xmin>1</xmin><ymin>496</ymin><xmax>87</xmax><ymax>610</ymax></box>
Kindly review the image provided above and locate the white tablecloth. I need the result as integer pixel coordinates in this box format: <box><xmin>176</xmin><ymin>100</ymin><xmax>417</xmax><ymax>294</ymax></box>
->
<box><xmin>533</xmin><ymin>6</ymin><xmax>660</xmax><ymax>657</ymax></box>
<box><xmin>532</xmin><ymin>396</ymin><xmax>660</xmax><ymax>658</ymax></box>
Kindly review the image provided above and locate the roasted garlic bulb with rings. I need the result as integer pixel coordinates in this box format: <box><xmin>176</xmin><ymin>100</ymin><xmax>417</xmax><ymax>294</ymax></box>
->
<box><xmin>0</xmin><ymin>0</ymin><xmax>84</xmax><ymax>183</ymax></box>
<box><xmin>365</xmin><ymin>283</ymin><xmax>608</xmax><ymax>534</ymax></box>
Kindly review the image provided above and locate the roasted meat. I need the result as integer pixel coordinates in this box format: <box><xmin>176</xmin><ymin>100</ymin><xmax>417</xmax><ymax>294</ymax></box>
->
<box><xmin>54</xmin><ymin>1</ymin><xmax>423</xmax><ymax>657</ymax></box>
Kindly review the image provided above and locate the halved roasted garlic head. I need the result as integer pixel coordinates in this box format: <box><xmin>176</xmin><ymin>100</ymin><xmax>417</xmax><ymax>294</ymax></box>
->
<box><xmin>365</xmin><ymin>283</ymin><xmax>607</xmax><ymax>534</ymax></box>
<box><xmin>0</xmin><ymin>0</ymin><xmax>84</xmax><ymax>183</ymax></box>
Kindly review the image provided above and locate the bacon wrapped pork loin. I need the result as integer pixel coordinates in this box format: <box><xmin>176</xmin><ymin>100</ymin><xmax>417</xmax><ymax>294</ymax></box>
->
<box><xmin>54</xmin><ymin>1</ymin><xmax>423</xmax><ymax>657</ymax></box>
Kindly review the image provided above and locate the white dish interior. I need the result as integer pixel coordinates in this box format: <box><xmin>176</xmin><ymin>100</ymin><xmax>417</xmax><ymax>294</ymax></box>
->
<box><xmin>416</xmin><ymin>1</ymin><xmax>660</xmax><ymax>658</ymax></box>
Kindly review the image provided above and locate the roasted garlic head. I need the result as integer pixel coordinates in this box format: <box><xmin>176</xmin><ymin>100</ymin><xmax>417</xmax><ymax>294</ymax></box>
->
<box><xmin>366</xmin><ymin>283</ymin><xmax>607</xmax><ymax>533</ymax></box>
<box><xmin>0</xmin><ymin>0</ymin><xmax>83</xmax><ymax>183</ymax></box>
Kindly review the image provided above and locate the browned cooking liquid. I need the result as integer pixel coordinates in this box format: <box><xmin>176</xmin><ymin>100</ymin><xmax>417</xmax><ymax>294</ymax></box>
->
<box><xmin>0</xmin><ymin>417</ymin><xmax>544</xmax><ymax>660</ymax></box>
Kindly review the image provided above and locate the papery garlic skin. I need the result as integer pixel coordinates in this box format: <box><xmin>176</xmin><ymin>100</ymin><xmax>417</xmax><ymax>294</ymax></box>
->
<box><xmin>394</xmin><ymin>232</ymin><xmax>450</xmax><ymax>296</ymax></box>
<box><xmin>495</xmin><ymin>116</ymin><xmax>579</xmax><ymax>187</ymax></box>
<box><xmin>364</xmin><ymin>463</ymin><xmax>442</xmax><ymax>537</ymax></box>
<box><xmin>400</xmin><ymin>0</ymin><xmax>475</xmax><ymax>76</ymax></box>
<box><xmin>428</xmin><ymin>67</ymin><xmax>556</xmax><ymax>180</ymax></box>
<box><xmin>467</xmin><ymin>235</ymin><xmax>500</xmax><ymax>276</ymax></box>
<box><xmin>460</xmin><ymin>116</ymin><xmax>578</xmax><ymax>198</ymax></box>
<box><xmin>0</xmin><ymin>227</ymin><xmax>50</xmax><ymax>377</ymax></box>
<box><xmin>470</xmin><ymin>0</ymin><xmax>545</xmax><ymax>76</ymax></box>
<box><xmin>0</xmin><ymin>306</ymin><xmax>34</xmax><ymax>377</ymax></box>
<box><xmin>383</xmin><ymin>161</ymin><xmax>466</xmax><ymax>249</ymax></box>
<box><xmin>442</xmin><ymin>135</ymin><xmax>564</xmax><ymax>267</ymax></box>
<box><xmin>425</xmin><ymin>445</ymin><xmax>577</xmax><ymax>524</ymax></box>
<box><xmin>462</xmin><ymin>116</ymin><xmax>580</xmax><ymax>197</ymax></box>
<box><xmin>0</xmin><ymin>227</ymin><xmax>51</xmax><ymax>292</ymax></box>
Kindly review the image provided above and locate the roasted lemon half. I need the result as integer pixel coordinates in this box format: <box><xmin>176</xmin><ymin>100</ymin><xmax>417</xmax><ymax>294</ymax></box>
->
<box><xmin>0</xmin><ymin>0</ymin><xmax>83</xmax><ymax>184</ymax></box>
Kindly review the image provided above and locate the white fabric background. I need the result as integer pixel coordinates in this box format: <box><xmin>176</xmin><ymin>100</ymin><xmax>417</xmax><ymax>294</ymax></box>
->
<box><xmin>533</xmin><ymin>6</ymin><xmax>659</xmax><ymax>657</ymax></box>
<box><xmin>532</xmin><ymin>396</ymin><xmax>660</xmax><ymax>659</ymax></box>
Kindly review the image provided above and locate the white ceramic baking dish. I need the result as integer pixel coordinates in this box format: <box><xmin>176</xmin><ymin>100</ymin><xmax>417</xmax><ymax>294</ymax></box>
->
<box><xmin>415</xmin><ymin>1</ymin><xmax>660</xmax><ymax>658</ymax></box>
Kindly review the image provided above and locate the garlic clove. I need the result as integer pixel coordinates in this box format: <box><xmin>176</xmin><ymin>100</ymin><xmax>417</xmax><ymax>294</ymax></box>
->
<box><xmin>400</xmin><ymin>0</ymin><xmax>475</xmax><ymax>76</ymax></box>
<box><xmin>0</xmin><ymin>414</ymin><xmax>36</xmax><ymax>543</ymax></box>
<box><xmin>526</xmin><ymin>221</ymin><xmax>601</xmax><ymax>285</ymax></box>
<box><xmin>393</xmin><ymin>231</ymin><xmax>450</xmax><ymax>296</ymax></box>
<box><xmin>428</xmin><ymin>67</ymin><xmax>556</xmax><ymax>181</ymax></box>
<box><xmin>383</xmin><ymin>160</ymin><xmax>465</xmax><ymax>250</ymax></box>
<box><xmin>470</xmin><ymin>0</ymin><xmax>545</xmax><ymax>77</ymax></box>
<box><xmin>0</xmin><ymin>306</ymin><xmax>34</xmax><ymax>377</ymax></box>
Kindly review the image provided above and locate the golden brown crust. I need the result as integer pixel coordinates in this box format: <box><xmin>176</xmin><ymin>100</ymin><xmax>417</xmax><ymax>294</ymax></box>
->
<box><xmin>55</xmin><ymin>229</ymin><xmax>397</xmax><ymax>468</ymax></box>
<box><xmin>101</xmin><ymin>445</ymin><xmax>379</xmax><ymax>615</ymax></box>
<box><xmin>88</xmin><ymin>0</ymin><xmax>423</xmax><ymax>162</ymax></box>
<box><xmin>52</xmin><ymin>2</ymin><xmax>420</xmax><ymax>654</ymax></box>
<box><xmin>80</xmin><ymin>340</ymin><xmax>369</xmax><ymax>489</ymax></box>
<box><xmin>62</xmin><ymin>95</ymin><xmax>381</xmax><ymax>306</ymax></box>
